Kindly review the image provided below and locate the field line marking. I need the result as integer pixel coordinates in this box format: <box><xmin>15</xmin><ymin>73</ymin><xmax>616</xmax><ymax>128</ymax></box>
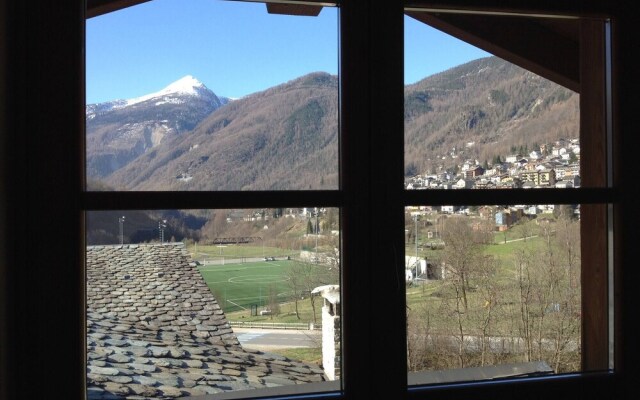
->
<box><xmin>227</xmin><ymin>300</ymin><xmax>248</xmax><ymax>310</ymax></box>
<box><xmin>205</xmin><ymin>280</ymin><xmax>229</xmax><ymax>285</ymax></box>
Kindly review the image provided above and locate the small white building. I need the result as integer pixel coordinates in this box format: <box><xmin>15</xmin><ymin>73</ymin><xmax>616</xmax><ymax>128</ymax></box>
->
<box><xmin>406</xmin><ymin>256</ymin><xmax>426</xmax><ymax>278</ymax></box>
<box><xmin>441</xmin><ymin>205</ymin><xmax>455</xmax><ymax>214</ymax></box>
<box><xmin>405</xmin><ymin>256</ymin><xmax>443</xmax><ymax>281</ymax></box>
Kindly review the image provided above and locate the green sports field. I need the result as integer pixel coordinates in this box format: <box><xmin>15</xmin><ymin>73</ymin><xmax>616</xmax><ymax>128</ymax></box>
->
<box><xmin>197</xmin><ymin>258</ymin><xmax>298</xmax><ymax>313</ymax></box>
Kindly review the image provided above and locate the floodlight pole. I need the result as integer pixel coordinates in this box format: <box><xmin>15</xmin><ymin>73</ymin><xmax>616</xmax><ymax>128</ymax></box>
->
<box><xmin>414</xmin><ymin>214</ymin><xmax>418</xmax><ymax>282</ymax></box>
<box><xmin>119</xmin><ymin>216</ymin><xmax>125</xmax><ymax>245</ymax></box>
<box><xmin>159</xmin><ymin>219</ymin><xmax>167</xmax><ymax>244</ymax></box>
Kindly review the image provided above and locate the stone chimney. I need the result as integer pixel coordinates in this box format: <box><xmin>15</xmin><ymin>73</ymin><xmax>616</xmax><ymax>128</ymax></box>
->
<box><xmin>311</xmin><ymin>284</ymin><xmax>340</xmax><ymax>381</ymax></box>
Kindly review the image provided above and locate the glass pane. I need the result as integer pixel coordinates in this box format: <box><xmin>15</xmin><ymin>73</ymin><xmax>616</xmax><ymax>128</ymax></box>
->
<box><xmin>404</xmin><ymin>14</ymin><xmax>580</xmax><ymax>190</ymax></box>
<box><xmin>405</xmin><ymin>204</ymin><xmax>582</xmax><ymax>384</ymax></box>
<box><xmin>86</xmin><ymin>208</ymin><xmax>341</xmax><ymax>398</ymax></box>
<box><xmin>86</xmin><ymin>0</ymin><xmax>338</xmax><ymax>191</ymax></box>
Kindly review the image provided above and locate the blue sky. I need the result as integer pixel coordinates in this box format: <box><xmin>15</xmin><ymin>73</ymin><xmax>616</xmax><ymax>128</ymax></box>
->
<box><xmin>86</xmin><ymin>0</ymin><xmax>490</xmax><ymax>104</ymax></box>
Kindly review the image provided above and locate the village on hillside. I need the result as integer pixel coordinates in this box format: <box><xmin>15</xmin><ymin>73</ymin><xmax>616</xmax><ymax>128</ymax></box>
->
<box><xmin>405</xmin><ymin>137</ymin><xmax>580</xmax><ymax>191</ymax></box>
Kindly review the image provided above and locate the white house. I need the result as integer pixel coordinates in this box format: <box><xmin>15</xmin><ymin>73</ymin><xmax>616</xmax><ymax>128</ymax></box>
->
<box><xmin>505</xmin><ymin>154</ymin><xmax>521</xmax><ymax>163</ymax></box>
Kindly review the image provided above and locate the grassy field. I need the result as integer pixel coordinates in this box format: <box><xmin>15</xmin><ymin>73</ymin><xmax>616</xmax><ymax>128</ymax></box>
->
<box><xmin>194</xmin><ymin>245</ymin><xmax>329</xmax><ymax>362</ymax></box>
<box><xmin>189</xmin><ymin>243</ymin><xmax>295</xmax><ymax>262</ymax></box>
<box><xmin>276</xmin><ymin>347</ymin><xmax>323</xmax><ymax>365</ymax></box>
<box><xmin>198</xmin><ymin>258</ymin><xmax>297</xmax><ymax>313</ymax></box>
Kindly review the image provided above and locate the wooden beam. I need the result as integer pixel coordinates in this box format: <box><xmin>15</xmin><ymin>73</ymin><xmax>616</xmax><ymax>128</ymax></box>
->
<box><xmin>407</xmin><ymin>12</ymin><xmax>580</xmax><ymax>92</ymax></box>
<box><xmin>405</xmin><ymin>0</ymin><xmax>614</xmax><ymax>18</ymax></box>
<box><xmin>87</xmin><ymin>1</ymin><xmax>333</xmax><ymax>19</ymax></box>
<box><xmin>86</xmin><ymin>0</ymin><xmax>152</xmax><ymax>18</ymax></box>
<box><xmin>267</xmin><ymin>4</ymin><xmax>323</xmax><ymax>16</ymax></box>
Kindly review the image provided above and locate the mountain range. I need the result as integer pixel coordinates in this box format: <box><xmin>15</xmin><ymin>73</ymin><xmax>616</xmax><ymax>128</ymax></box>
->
<box><xmin>86</xmin><ymin>75</ymin><xmax>229</xmax><ymax>180</ymax></box>
<box><xmin>86</xmin><ymin>56</ymin><xmax>578</xmax><ymax>191</ymax></box>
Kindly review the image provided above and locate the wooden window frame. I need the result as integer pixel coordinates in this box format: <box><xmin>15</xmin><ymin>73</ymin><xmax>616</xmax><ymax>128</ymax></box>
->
<box><xmin>2</xmin><ymin>1</ymin><xmax>633</xmax><ymax>400</ymax></box>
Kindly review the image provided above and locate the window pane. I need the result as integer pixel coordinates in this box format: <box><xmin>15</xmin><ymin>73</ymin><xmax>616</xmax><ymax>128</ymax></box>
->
<box><xmin>86</xmin><ymin>208</ymin><xmax>341</xmax><ymax>398</ymax></box>
<box><xmin>86</xmin><ymin>0</ymin><xmax>338</xmax><ymax>191</ymax></box>
<box><xmin>405</xmin><ymin>205</ymin><xmax>583</xmax><ymax>384</ymax></box>
<box><xmin>404</xmin><ymin>14</ymin><xmax>581</xmax><ymax>190</ymax></box>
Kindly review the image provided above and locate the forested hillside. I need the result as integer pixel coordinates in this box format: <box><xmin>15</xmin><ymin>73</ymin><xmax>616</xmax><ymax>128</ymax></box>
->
<box><xmin>91</xmin><ymin>57</ymin><xmax>576</xmax><ymax>191</ymax></box>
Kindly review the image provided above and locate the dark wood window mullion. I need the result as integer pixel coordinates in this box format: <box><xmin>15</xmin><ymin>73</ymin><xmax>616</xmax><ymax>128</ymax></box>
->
<box><xmin>339</xmin><ymin>1</ymin><xmax>374</xmax><ymax>397</ymax></box>
<box><xmin>369</xmin><ymin>0</ymin><xmax>408</xmax><ymax>397</ymax></box>
<box><xmin>340</xmin><ymin>0</ymin><xmax>406</xmax><ymax>398</ymax></box>
<box><xmin>579</xmin><ymin>18</ymin><xmax>610</xmax><ymax>372</ymax></box>
<box><xmin>82</xmin><ymin>190</ymin><xmax>343</xmax><ymax>211</ymax></box>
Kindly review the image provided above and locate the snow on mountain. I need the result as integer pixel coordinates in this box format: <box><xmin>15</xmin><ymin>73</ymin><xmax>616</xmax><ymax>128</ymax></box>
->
<box><xmin>161</xmin><ymin>75</ymin><xmax>205</xmax><ymax>96</ymax></box>
<box><xmin>85</xmin><ymin>99</ymin><xmax>128</xmax><ymax>120</ymax></box>
<box><xmin>86</xmin><ymin>75</ymin><xmax>222</xmax><ymax>118</ymax></box>
<box><xmin>123</xmin><ymin>75</ymin><xmax>208</xmax><ymax>107</ymax></box>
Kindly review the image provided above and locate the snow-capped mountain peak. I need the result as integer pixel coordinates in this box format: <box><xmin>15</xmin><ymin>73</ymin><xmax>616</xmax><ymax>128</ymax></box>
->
<box><xmin>86</xmin><ymin>75</ymin><xmax>222</xmax><ymax>119</ymax></box>
<box><xmin>124</xmin><ymin>75</ymin><xmax>208</xmax><ymax>107</ymax></box>
<box><xmin>163</xmin><ymin>75</ymin><xmax>205</xmax><ymax>95</ymax></box>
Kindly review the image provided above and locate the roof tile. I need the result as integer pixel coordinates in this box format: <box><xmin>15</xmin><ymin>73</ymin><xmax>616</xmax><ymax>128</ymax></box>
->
<box><xmin>86</xmin><ymin>243</ymin><xmax>326</xmax><ymax>399</ymax></box>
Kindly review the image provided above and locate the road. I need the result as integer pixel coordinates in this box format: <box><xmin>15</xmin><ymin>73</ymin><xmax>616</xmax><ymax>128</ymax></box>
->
<box><xmin>233</xmin><ymin>327</ymin><xmax>322</xmax><ymax>351</ymax></box>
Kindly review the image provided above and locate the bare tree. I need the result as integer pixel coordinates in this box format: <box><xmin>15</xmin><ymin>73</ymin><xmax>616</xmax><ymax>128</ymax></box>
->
<box><xmin>543</xmin><ymin>214</ymin><xmax>581</xmax><ymax>372</ymax></box>
<box><xmin>512</xmin><ymin>215</ymin><xmax>581</xmax><ymax>371</ymax></box>
<box><xmin>407</xmin><ymin>302</ymin><xmax>432</xmax><ymax>371</ymax></box>
<box><xmin>452</xmin><ymin>279</ymin><xmax>467</xmax><ymax>368</ymax></box>
<box><xmin>287</xmin><ymin>259</ymin><xmax>338</xmax><ymax>324</ymax></box>
<box><xmin>441</xmin><ymin>217</ymin><xmax>484</xmax><ymax>312</ymax></box>
<box><xmin>202</xmin><ymin>209</ymin><xmax>229</xmax><ymax>241</ymax></box>
<box><xmin>285</xmin><ymin>264</ymin><xmax>304</xmax><ymax>320</ymax></box>
<box><xmin>514</xmin><ymin>217</ymin><xmax>535</xmax><ymax>242</ymax></box>
<box><xmin>267</xmin><ymin>284</ymin><xmax>280</xmax><ymax>319</ymax></box>
<box><xmin>515</xmin><ymin>247</ymin><xmax>535</xmax><ymax>361</ymax></box>
<box><xmin>474</xmin><ymin>255</ymin><xmax>500</xmax><ymax>366</ymax></box>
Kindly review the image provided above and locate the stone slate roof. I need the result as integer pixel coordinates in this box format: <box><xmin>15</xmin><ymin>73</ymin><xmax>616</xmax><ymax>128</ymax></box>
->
<box><xmin>86</xmin><ymin>243</ymin><xmax>326</xmax><ymax>399</ymax></box>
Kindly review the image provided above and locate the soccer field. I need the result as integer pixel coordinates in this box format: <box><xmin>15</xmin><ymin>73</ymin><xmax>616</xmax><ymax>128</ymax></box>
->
<box><xmin>197</xmin><ymin>259</ymin><xmax>296</xmax><ymax>313</ymax></box>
